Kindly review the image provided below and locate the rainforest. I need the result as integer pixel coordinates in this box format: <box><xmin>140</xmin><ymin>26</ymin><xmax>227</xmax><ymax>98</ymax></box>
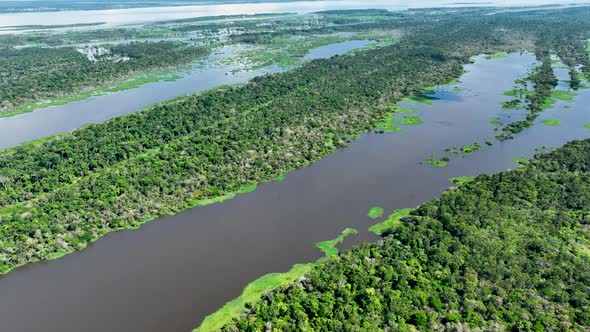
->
<box><xmin>0</xmin><ymin>2</ymin><xmax>589</xmax><ymax>332</ymax></box>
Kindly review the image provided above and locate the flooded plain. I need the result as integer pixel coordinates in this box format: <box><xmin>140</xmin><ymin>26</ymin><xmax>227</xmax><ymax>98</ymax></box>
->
<box><xmin>0</xmin><ymin>53</ymin><xmax>588</xmax><ymax>332</ymax></box>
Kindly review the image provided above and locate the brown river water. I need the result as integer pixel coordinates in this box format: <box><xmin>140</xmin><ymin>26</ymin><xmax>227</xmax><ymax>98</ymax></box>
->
<box><xmin>0</xmin><ymin>53</ymin><xmax>589</xmax><ymax>331</ymax></box>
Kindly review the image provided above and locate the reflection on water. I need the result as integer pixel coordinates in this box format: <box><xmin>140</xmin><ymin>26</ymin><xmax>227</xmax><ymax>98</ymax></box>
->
<box><xmin>0</xmin><ymin>53</ymin><xmax>588</xmax><ymax>332</ymax></box>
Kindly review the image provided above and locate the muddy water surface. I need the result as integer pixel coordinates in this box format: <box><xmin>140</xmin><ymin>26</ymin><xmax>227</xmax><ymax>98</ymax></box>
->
<box><xmin>0</xmin><ymin>54</ymin><xmax>588</xmax><ymax>332</ymax></box>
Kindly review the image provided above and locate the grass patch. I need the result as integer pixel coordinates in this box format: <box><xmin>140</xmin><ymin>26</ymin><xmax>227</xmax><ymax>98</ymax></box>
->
<box><xmin>398</xmin><ymin>115</ymin><xmax>424</xmax><ymax>126</ymax></box>
<box><xmin>392</xmin><ymin>107</ymin><xmax>416</xmax><ymax>114</ymax></box>
<box><xmin>445</xmin><ymin>147</ymin><xmax>458</xmax><ymax>154</ymax></box>
<box><xmin>512</xmin><ymin>156</ymin><xmax>529</xmax><ymax>165</ymax></box>
<box><xmin>427</xmin><ymin>153</ymin><xmax>448</xmax><ymax>168</ymax></box>
<box><xmin>195</xmin><ymin>227</ymin><xmax>358</xmax><ymax>332</ymax></box>
<box><xmin>461</xmin><ymin>143</ymin><xmax>483</xmax><ymax>155</ymax></box>
<box><xmin>449</xmin><ymin>176</ymin><xmax>475</xmax><ymax>185</ymax></box>
<box><xmin>274</xmin><ymin>168</ymin><xmax>295</xmax><ymax>181</ymax></box>
<box><xmin>540</xmin><ymin>97</ymin><xmax>557</xmax><ymax>111</ymax></box>
<box><xmin>551</xmin><ymin>89</ymin><xmax>577</xmax><ymax>101</ymax></box>
<box><xmin>369</xmin><ymin>208</ymin><xmax>412</xmax><ymax>235</ymax></box>
<box><xmin>375</xmin><ymin>113</ymin><xmax>403</xmax><ymax>133</ymax></box>
<box><xmin>195</xmin><ymin>263</ymin><xmax>314</xmax><ymax>332</ymax></box>
<box><xmin>541</xmin><ymin>119</ymin><xmax>561</xmax><ymax>126</ymax></box>
<box><xmin>585</xmin><ymin>124</ymin><xmax>590</xmax><ymax>129</ymax></box>
<box><xmin>486</xmin><ymin>51</ymin><xmax>508</xmax><ymax>60</ymax></box>
<box><xmin>367</xmin><ymin>207</ymin><xmax>384</xmax><ymax>219</ymax></box>
<box><xmin>443</xmin><ymin>78</ymin><xmax>460</xmax><ymax>86</ymax></box>
<box><xmin>489</xmin><ymin>119</ymin><xmax>504</xmax><ymax>126</ymax></box>
<box><xmin>315</xmin><ymin>228</ymin><xmax>358</xmax><ymax>258</ymax></box>
<box><xmin>192</xmin><ymin>184</ymin><xmax>257</xmax><ymax>207</ymax></box>
<box><xmin>402</xmin><ymin>94</ymin><xmax>438</xmax><ymax>105</ymax></box>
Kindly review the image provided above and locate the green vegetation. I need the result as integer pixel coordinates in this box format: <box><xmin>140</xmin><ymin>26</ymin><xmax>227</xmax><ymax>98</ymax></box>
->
<box><xmin>493</xmin><ymin>30</ymin><xmax>589</xmax><ymax>141</ymax></box>
<box><xmin>316</xmin><ymin>228</ymin><xmax>359</xmax><ymax>258</ymax></box>
<box><xmin>222</xmin><ymin>139</ymin><xmax>590</xmax><ymax>331</ymax></box>
<box><xmin>375</xmin><ymin>113</ymin><xmax>403</xmax><ymax>133</ymax></box>
<box><xmin>367</xmin><ymin>207</ymin><xmax>384</xmax><ymax>219</ymax></box>
<box><xmin>0</xmin><ymin>18</ymin><xmax>468</xmax><ymax>273</ymax></box>
<box><xmin>511</xmin><ymin>156</ymin><xmax>529</xmax><ymax>165</ymax></box>
<box><xmin>460</xmin><ymin>143</ymin><xmax>483</xmax><ymax>155</ymax></box>
<box><xmin>4</xmin><ymin>6</ymin><xmax>590</xmax><ymax>275</ymax></box>
<box><xmin>0</xmin><ymin>11</ymin><xmax>396</xmax><ymax>116</ymax></box>
<box><xmin>551</xmin><ymin>89</ymin><xmax>577</xmax><ymax>101</ymax></box>
<box><xmin>0</xmin><ymin>70</ymin><xmax>187</xmax><ymax>118</ymax></box>
<box><xmin>375</xmin><ymin>113</ymin><xmax>422</xmax><ymax>132</ymax></box>
<box><xmin>445</xmin><ymin>147</ymin><xmax>459</xmax><ymax>154</ymax></box>
<box><xmin>448</xmin><ymin>176</ymin><xmax>476</xmax><ymax>185</ymax></box>
<box><xmin>485</xmin><ymin>51</ymin><xmax>509</xmax><ymax>60</ymax></box>
<box><xmin>368</xmin><ymin>208</ymin><xmax>412</xmax><ymax>235</ymax></box>
<box><xmin>585</xmin><ymin>123</ymin><xmax>590</xmax><ymax>129</ymax></box>
<box><xmin>398</xmin><ymin>115</ymin><xmax>424</xmax><ymax>126</ymax></box>
<box><xmin>427</xmin><ymin>153</ymin><xmax>448</xmax><ymax>168</ymax></box>
<box><xmin>496</xmin><ymin>54</ymin><xmax>560</xmax><ymax>140</ymax></box>
<box><xmin>402</xmin><ymin>94</ymin><xmax>438</xmax><ymax>105</ymax></box>
<box><xmin>541</xmin><ymin>119</ymin><xmax>561</xmax><ymax>126</ymax></box>
<box><xmin>223</xmin><ymin>34</ymin><xmax>363</xmax><ymax>70</ymax></box>
<box><xmin>443</xmin><ymin>78</ymin><xmax>460</xmax><ymax>86</ymax></box>
<box><xmin>194</xmin><ymin>184</ymin><xmax>257</xmax><ymax>207</ymax></box>
<box><xmin>196</xmin><ymin>227</ymin><xmax>357</xmax><ymax>332</ymax></box>
<box><xmin>0</xmin><ymin>43</ymin><xmax>210</xmax><ymax>115</ymax></box>
<box><xmin>392</xmin><ymin>107</ymin><xmax>416</xmax><ymax>114</ymax></box>
<box><xmin>196</xmin><ymin>263</ymin><xmax>314</xmax><ymax>332</ymax></box>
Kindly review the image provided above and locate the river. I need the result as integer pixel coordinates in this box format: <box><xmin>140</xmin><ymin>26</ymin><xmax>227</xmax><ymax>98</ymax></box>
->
<box><xmin>0</xmin><ymin>53</ymin><xmax>588</xmax><ymax>331</ymax></box>
<box><xmin>0</xmin><ymin>40</ymin><xmax>374</xmax><ymax>150</ymax></box>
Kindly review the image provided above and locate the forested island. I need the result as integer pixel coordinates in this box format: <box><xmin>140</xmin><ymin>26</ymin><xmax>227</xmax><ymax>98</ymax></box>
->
<box><xmin>1</xmin><ymin>6</ymin><xmax>590</xmax><ymax>276</ymax></box>
<box><xmin>221</xmin><ymin>138</ymin><xmax>590</xmax><ymax>331</ymax></box>
<box><xmin>0</xmin><ymin>42</ymin><xmax>211</xmax><ymax>114</ymax></box>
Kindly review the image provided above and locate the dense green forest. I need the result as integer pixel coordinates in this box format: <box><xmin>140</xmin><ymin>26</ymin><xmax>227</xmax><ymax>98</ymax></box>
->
<box><xmin>222</xmin><ymin>138</ymin><xmax>590</xmax><ymax>331</ymax></box>
<box><xmin>1</xmin><ymin>7</ymin><xmax>590</xmax><ymax>273</ymax></box>
<box><xmin>0</xmin><ymin>42</ymin><xmax>210</xmax><ymax>112</ymax></box>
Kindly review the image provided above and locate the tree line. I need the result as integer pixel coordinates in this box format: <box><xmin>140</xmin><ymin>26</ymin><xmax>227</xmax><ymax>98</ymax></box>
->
<box><xmin>223</xmin><ymin>138</ymin><xmax>590</xmax><ymax>331</ymax></box>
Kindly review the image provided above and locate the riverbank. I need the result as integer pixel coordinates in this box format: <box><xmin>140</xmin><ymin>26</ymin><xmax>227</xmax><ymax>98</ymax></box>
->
<box><xmin>219</xmin><ymin>138</ymin><xmax>590</xmax><ymax>331</ymax></box>
<box><xmin>0</xmin><ymin>67</ymin><xmax>190</xmax><ymax>119</ymax></box>
<box><xmin>195</xmin><ymin>228</ymin><xmax>358</xmax><ymax>331</ymax></box>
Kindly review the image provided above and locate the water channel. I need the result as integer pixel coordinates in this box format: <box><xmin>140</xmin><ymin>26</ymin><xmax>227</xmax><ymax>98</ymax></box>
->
<box><xmin>0</xmin><ymin>53</ymin><xmax>588</xmax><ymax>332</ymax></box>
